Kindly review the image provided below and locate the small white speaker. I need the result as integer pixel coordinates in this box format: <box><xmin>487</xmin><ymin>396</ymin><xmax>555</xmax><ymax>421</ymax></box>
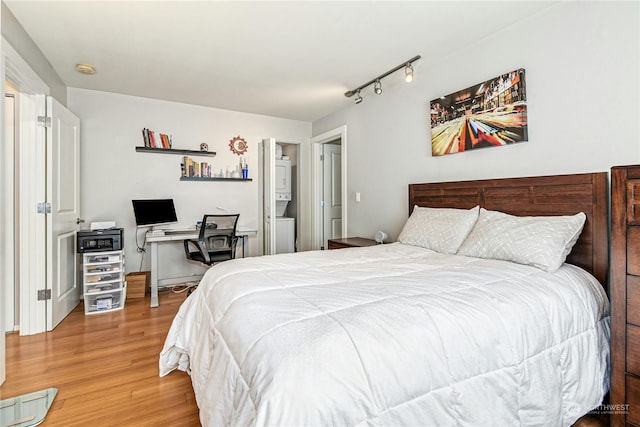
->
<box><xmin>374</xmin><ymin>231</ymin><xmax>388</xmax><ymax>244</ymax></box>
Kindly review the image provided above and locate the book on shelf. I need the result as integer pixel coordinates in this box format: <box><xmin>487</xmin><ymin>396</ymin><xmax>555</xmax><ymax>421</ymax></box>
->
<box><xmin>181</xmin><ymin>156</ymin><xmax>212</xmax><ymax>178</ymax></box>
<box><xmin>142</xmin><ymin>128</ymin><xmax>152</xmax><ymax>147</ymax></box>
<box><xmin>141</xmin><ymin>128</ymin><xmax>172</xmax><ymax>149</ymax></box>
<box><xmin>160</xmin><ymin>133</ymin><xmax>172</xmax><ymax>149</ymax></box>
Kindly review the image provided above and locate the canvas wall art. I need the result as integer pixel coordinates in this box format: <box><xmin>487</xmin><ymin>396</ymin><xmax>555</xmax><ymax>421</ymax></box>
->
<box><xmin>430</xmin><ymin>68</ymin><xmax>527</xmax><ymax>156</ymax></box>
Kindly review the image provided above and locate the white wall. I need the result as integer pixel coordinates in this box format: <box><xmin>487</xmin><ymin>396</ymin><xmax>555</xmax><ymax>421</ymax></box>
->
<box><xmin>313</xmin><ymin>1</ymin><xmax>640</xmax><ymax>242</ymax></box>
<box><xmin>68</xmin><ymin>88</ymin><xmax>311</xmax><ymax>278</ymax></box>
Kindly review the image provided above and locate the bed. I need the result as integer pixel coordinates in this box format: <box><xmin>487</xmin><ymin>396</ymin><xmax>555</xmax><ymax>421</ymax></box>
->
<box><xmin>160</xmin><ymin>172</ymin><xmax>610</xmax><ymax>426</ymax></box>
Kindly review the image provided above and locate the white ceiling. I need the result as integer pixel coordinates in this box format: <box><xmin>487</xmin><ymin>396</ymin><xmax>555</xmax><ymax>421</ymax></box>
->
<box><xmin>5</xmin><ymin>1</ymin><xmax>556</xmax><ymax>122</ymax></box>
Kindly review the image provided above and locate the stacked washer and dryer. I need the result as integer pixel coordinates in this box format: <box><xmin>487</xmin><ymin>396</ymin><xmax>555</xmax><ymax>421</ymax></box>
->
<box><xmin>274</xmin><ymin>145</ymin><xmax>295</xmax><ymax>253</ymax></box>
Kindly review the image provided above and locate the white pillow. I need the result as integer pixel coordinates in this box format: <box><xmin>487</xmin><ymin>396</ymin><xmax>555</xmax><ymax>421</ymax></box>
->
<box><xmin>457</xmin><ymin>208</ymin><xmax>586</xmax><ymax>272</ymax></box>
<box><xmin>398</xmin><ymin>205</ymin><xmax>480</xmax><ymax>254</ymax></box>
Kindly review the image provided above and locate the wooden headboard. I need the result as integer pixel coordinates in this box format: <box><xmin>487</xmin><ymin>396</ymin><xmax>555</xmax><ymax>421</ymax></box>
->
<box><xmin>408</xmin><ymin>172</ymin><xmax>608</xmax><ymax>287</ymax></box>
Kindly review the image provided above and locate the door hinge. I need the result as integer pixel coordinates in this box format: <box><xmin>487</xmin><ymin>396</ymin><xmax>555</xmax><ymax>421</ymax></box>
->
<box><xmin>37</xmin><ymin>116</ymin><xmax>52</xmax><ymax>128</ymax></box>
<box><xmin>37</xmin><ymin>202</ymin><xmax>51</xmax><ymax>214</ymax></box>
<box><xmin>38</xmin><ymin>289</ymin><xmax>52</xmax><ymax>301</ymax></box>
<box><xmin>320</xmin><ymin>200</ymin><xmax>325</xmax><ymax>207</ymax></box>
<box><xmin>320</xmin><ymin>154</ymin><xmax>324</xmax><ymax>161</ymax></box>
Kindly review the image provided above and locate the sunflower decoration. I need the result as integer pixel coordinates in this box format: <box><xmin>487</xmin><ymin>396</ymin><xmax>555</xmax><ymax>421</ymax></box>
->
<box><xmin>229</xmin><ymin>136</ymin><xmax>248</xmax><ymax>155</ymax></box>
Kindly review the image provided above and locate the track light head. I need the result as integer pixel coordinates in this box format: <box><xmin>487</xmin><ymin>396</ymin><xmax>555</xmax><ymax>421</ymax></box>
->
<box><xmin>374</xmin><ymin>80</ymin><xmax>382</xmax><ymax>95</ymax></box>
<box><xmin>404</xmin><ymin>63</ymin><xmax>414</xmax><ymax>82</ymax></box>
<box><xmin>354</xmin><ymin>90</ymin><xmax>363</xmax><ymax>104</ymax></box>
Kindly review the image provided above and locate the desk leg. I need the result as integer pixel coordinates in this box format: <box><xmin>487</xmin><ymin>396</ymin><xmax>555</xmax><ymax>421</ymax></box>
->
<box><xmin>150</xmin><ymin>241</ymin><xmax>159</xmax><ymax>308</ymax></box>
<box><xmin>242</xmin><ymin>235</ymin><xmax>248</xmax><ymax>257</ymax></box>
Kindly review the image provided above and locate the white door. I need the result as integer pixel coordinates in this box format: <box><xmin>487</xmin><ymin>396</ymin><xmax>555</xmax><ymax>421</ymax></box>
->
<box><xmin>46</xmin><ymin>96</ymin><xmax>81</xmax><ymax>330</ymax></box>
<box><xmin>322</xmin><ymin>143</ymin><xmax>342</xmax><ymax>247</ymax></box>
<box><xmin>262</xmin><ymin>138</ymin><xmax>276</xmax><ymax>255</ymax></box>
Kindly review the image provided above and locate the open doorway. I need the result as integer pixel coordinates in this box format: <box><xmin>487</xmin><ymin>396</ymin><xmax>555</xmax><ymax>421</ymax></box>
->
<box><xmin>311</xmin><ymin>126</ymin><xmax>348</xmax><ymax>250</ymax></box>
<box><xmin>1</xmin><ymin>40</ymin><xmax>82</xmax><ymax>387</ymax></box>
<box><xmin>259</xmin><ymin>138</ymin><xmax>301</xmax><ymax>256</ymax></box>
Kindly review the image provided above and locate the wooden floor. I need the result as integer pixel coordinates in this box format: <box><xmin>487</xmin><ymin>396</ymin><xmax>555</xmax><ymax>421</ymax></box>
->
<box><xmin>1</xmin><ymin>290</ymin><xmax>200</xmax><ymax>426</ymax></box>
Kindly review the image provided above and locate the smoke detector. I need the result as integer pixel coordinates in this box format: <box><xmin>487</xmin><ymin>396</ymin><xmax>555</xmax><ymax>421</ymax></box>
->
<box><xmin>75</xmin><ymin>63</ymin><xmax>95</xmax><ymax>74</ymax></box>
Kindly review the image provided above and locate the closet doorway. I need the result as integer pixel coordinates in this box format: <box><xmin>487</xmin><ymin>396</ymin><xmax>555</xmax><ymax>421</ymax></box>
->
<box><xmin>259</xmin><ymin>138</ymin><xmax>301</xmax><ymax>255</ymax></box>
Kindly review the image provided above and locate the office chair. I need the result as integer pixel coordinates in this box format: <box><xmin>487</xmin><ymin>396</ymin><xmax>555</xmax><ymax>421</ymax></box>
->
<box><xmin>184</xmin><ymin>213</ymin><xmax>240</xmax><ymax>267</ymax></box>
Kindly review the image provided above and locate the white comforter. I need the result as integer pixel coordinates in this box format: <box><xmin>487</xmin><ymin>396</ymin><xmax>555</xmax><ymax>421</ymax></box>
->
<box><xmin>159</xmin><ymin>243</ymin><xmax>610</xmax><ymax>427</ymax></box>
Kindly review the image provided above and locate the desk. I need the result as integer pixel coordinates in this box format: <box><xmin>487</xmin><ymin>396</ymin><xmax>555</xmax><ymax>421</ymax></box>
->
<box><xmin>146</xmin><ymin>226</ymin><xmax>257</xmax><ymax>307</ymax></box>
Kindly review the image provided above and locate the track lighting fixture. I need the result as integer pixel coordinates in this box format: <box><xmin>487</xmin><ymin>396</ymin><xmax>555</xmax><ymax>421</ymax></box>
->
<box><xmin>404</xmin><ymin>63</ymin><xmax>414</xmax><ymax>83</ymax></box>
<box><xmin>354</xmin><ymin>90</ymin><xmax>363</xmax><ymax>104</ymax></box>
<box><xmin>344</xmin><ymin>55</ymin><xmax>420</xmax><ymax>103</ymax></box>
<box><xmin>374</xmin><ymin>80</ymin><xmax>382</xmax><ymax>95</ymax></box>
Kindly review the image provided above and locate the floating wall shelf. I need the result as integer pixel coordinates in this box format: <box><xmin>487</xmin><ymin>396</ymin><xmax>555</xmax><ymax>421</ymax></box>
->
<box><xmin>135</xmin><ymin>147</ymin><xmax>216</xmax><ymax>157</ymax></box>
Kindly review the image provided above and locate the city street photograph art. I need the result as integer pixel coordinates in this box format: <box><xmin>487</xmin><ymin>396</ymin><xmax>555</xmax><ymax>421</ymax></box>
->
<box><xmin>430</xmin><ymin>68</ymin><xmax>528</xmax><ymax>156</ymax></box>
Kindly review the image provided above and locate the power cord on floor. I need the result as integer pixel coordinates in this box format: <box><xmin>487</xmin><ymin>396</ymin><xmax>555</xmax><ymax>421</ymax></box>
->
<box><xmin>167</xmin><ymin>281</ymin><xmax>199</xmax><ymax>294</ymax></box>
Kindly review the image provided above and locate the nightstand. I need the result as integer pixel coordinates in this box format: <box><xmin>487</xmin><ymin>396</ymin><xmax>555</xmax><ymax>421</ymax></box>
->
<box><xmin>327</xmin><ymin>237</ymin><xmax>378</xmax><ymax>250</ymax></box>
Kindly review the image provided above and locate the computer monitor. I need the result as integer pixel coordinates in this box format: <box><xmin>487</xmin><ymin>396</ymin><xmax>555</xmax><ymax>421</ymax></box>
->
<box><xmin>131</xmin><ymin>199</ymin><xmax>178</xmax><ymax>228</ymax></box>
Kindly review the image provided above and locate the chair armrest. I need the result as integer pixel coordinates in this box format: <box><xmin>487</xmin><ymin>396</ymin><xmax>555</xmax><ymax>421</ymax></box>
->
<box><xmin>183</xmin><ymin>239</ymin><xmax>211</xmax><ymax>264</ymax></box>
